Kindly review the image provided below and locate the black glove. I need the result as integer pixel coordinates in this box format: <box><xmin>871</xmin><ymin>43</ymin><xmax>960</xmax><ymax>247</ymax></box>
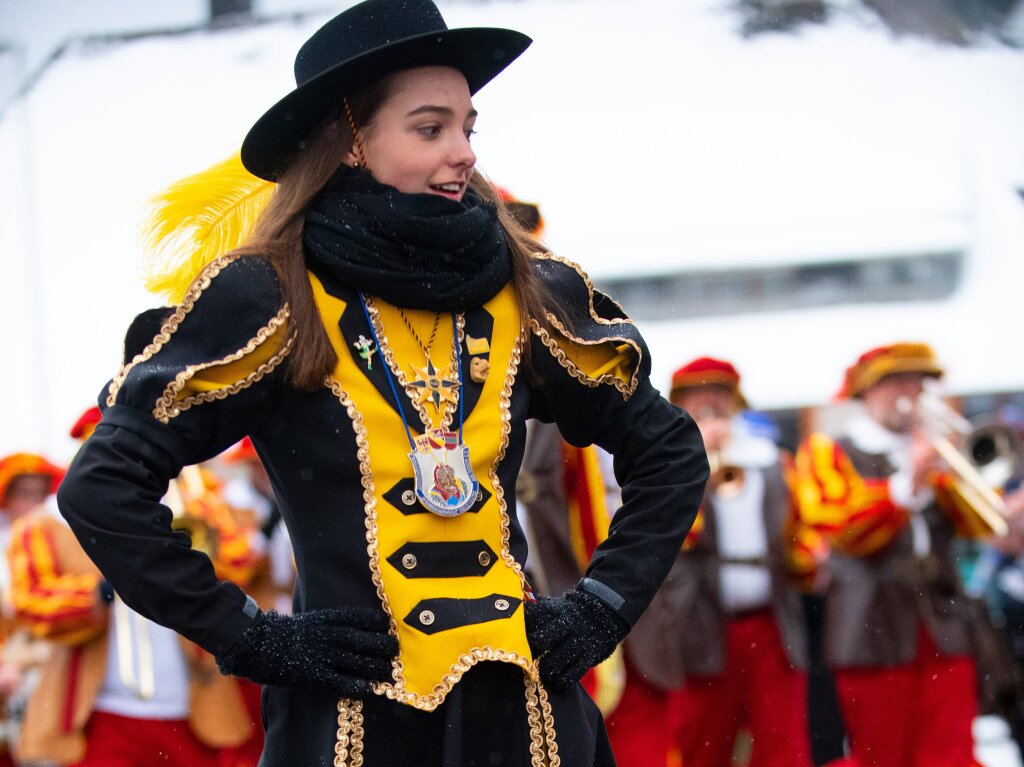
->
<box><xmin>524</xmin><ymin>588</ymin><xmax>629</xmax><ymax>691</ymax></box>
<box><xmin>217</xmin><ymin>607</ymin><xmax>397</xmax><ymax>697</ymax></box>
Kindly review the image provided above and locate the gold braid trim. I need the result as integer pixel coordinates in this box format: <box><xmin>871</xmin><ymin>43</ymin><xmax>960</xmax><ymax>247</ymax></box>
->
<box><xmin>325</xmin><ymin>377</ymin><xmax>400</xmax><ymax>667</ymax></box>
<box><xmin>525</xmin><ymin>676</ymin><xmax>548</xmax><ymax>767</ymax></box>
<box><xmin>153</xmin><ymin>307</ymin><xmax>293</xmax><ymax>423</ymax></box>
<box><xmin>529</xmin><ymin>317</ymin><xmax>642</xmax><ymax>400</ymax></box>
<box><xmin>537</xmin><ymin>678</ymin><xmax>561</xmax><ymax>766</ymax></box>
<box><xmin>493</xmin><ymin>329</ymin><xmax>530</xmax><ymax>592</ymax></box>
<box><xmin>334</xmin><ymin>698</ymin><xmax>365</xmax><ymax>767</ymax></box>
<box><xmin>532</xmin><ymin>252</ymin><xmax>635</xmax><ymax>327</ymax></box>
<box><xmin>372</xmin><ymin>646</ymin><xmax>535</xmax><ymax>712</ymax></box>
<box><xmin>106</xmin><ymin>254</ymin><xmax>239</xmax><ymax>407</ymax></box>
<box><xmin>364</xmin><ymin>296</ymin><xmax>463</xmax><ymax>432</ymax></box>
<box><xmin>524</xmin><ymin>673</ymin><xmax>561</xmax><ymax>767</ymax></box>
<box><xmin>528</xmin><ymin>252</ymin><xmax>643</xmax><ymax>399</ymax></box>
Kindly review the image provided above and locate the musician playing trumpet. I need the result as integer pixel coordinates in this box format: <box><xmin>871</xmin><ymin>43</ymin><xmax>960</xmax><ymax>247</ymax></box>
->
<box><xmin>795</xmin><ymin>342</ymin><xmax>985</xmax><ymax>767</ymax></box>
<box><xmin>6</xmin><ymin>406</ymin><xmax>264</xmax><ymax>766</ymax></box>
<box><xmin>617</xmin><ymin>357</ymin><xmax>817</xmax><ymax>767</ymax></box>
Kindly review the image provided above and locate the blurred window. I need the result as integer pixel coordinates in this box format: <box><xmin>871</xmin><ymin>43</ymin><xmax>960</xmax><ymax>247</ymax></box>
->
<box><xmin>597</xmin><ymin>251</ymin><xmax>963</xmax><ymax>320</ymax></box>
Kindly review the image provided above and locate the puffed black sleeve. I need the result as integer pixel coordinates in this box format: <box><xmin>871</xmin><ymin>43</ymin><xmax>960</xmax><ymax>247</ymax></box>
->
<box><xmin>527</xmin><ymin>255</ymin><xmax>708</xmax><ymax>626</ymax></box>
<box><xmin>57</xmin><ymin>256</ymin><xmax>293</xmax><ymax>656</ymax></box>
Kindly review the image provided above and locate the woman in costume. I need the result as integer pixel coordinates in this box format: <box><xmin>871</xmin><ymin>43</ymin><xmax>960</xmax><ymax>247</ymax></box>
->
<box><xmin>57</xmin><ymin>1</ymin><xmax>708</xmax><ymax>764</ymax></box>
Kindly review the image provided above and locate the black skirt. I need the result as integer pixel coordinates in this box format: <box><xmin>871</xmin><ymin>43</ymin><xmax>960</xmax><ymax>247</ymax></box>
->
<box><xmin>259</xmin><ymin>661</ymin><xmax>616</xmax><ymax>766</ymax></box>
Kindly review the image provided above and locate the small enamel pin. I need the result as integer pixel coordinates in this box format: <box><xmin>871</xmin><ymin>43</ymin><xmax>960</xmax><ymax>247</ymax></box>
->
<box><xmin>353</xmin><ymin>334</ymin><xmax>377</xmax><ymax>370</ymax></box>
<box><xmin>469</xmin><ymin>357</ymin><xmax>490</xmax><ymax>384</ymax></box>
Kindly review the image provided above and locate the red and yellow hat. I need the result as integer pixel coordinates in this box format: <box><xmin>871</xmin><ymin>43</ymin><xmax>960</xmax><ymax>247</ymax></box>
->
<box><xmin>840</xmin><ymin>342</ymin><xmax>943</xmax><ymax>399</ymax></box>
<box><xmin>0</xmin><ymin>453</ymin><xmax>64</xmax><ymax>504</ymax></box>
<box><xmin>222</xmin><ymin>436</ymin><xmax>259</xmax><ymax>464</ymax></box>
<box><xmin>69</xmin><ymin>406</ymin><xmax>102</xmax><ymax>441</ymax></box>
<box><xmin>669</xmin><ymin>357</ymin><xmax>747</xmax><ymax>408</ymax></box>
<box><xmin>495</xmin><ymin>186</ymin><xmax>544</xmax><ymax>236</ymax></box>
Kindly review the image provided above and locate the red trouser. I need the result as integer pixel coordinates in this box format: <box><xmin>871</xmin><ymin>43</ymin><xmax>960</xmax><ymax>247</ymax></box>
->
<box><xmin>70</xmin><ymin>710</ymin><xmax>221</xmax><ymax>767</ymax></box>
<box><xmin>671</xmin><ymin>610</ymin><xmax>813</xmax><ymax>767</ymax></box>
<box><xmin>604</xmin><ymin>659</ymin><xmax>675</xmax><ymax>767</ymax></box>
<box><xmin>218</xmin><ymin>679</ymin><xmax>264</xmax><ymax>767</ymax></box>
<box><xmin>834</xmin><ymin>627</ymin><xmax>979</xmax><ymax>767</ymax></box>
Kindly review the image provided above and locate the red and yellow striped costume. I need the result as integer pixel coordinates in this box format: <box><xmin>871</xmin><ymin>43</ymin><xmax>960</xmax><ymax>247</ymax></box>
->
<box><xmin>6</xmin><ymin>473</ymin><xmax>263</xmax><ymax>766</ymax></box>
<box><xmin>7</xmin><ymin>471</ymin><xmax>260</xmax><ymax>647</ymax></box>
<box><xmin>559</xmin><ymin>443</ymin><xmax>625</xmax><ymax>717</ymax></box>
<box><xmin>780</xmin><ymin>453</ymin><xmax>829</xmax><ymax>591</ymax></box>
<box><xmin>7</xmin><ymin>516</ymin><xmax>106</xmax><ymax>646</ymax></box>
<box><xmin>795</xmin><ymin>434</ymin><xmax>991</xmax><ymax>554</ymax></box>
<box><xmin>795</xmin><ymin>433</ymin><xmax>909</xmax><ymax>556</ymax></box>
<box><xmin>561</xmin><ymin>443</ymin><xmax>611</xmax><ymax>572</ymax></box>
<box><xmin>178</xmin><ymin>476</ymin><xmax>262</xmax><ymax>588</ymax></box>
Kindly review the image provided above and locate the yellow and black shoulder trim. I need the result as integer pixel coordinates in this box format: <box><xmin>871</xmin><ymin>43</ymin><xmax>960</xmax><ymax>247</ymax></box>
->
<box><xmin>105</xmin><ymin>255</ymin><xmax>293</xmax><ymax>423</ymax></box>
<box><xmin>531</xmin><ymin>253</ymin><xmax>646</xmax><ymax>399</ymax></box>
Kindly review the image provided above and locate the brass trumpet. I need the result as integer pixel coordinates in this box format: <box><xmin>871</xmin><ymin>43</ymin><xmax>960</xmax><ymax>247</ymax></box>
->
<box><xmin>706</xmin><ymin>449</ymin><xmax>745</xmax><ymax>500</ymax></box>
<box><xmin>917</xmin><ymin>391</ymin><xmax>1020</xmax><ymax>538</ymax></box>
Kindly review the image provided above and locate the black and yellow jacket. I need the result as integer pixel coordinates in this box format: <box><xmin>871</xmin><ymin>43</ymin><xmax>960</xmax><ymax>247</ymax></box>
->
<box><xmin>58</xmin><ymin>252</ymin><xmax>707</xmax><ymax>766</ymax></box>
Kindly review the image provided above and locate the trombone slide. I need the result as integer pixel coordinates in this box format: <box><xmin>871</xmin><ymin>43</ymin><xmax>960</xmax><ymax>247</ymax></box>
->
<box><xmin>930</xmin><ymin>435</ymin><xmax>1009</xmax><ymax>538</ymax></box>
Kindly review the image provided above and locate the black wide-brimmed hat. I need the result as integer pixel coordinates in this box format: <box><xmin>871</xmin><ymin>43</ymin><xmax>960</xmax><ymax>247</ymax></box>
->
<box><xmin>241</xmin><ymin>0</ymin><xmax>532</xmax><ymax>181</ymax></box>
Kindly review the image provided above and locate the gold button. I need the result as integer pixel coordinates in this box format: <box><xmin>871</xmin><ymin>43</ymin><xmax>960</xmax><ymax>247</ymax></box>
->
<box><xmin>419</xmin><ymin>610</ymin><xmax>435</xmax><ymax>626</ymax></box>
<box><xmin>494</xmin><ymin>599</ymin><xmax>510</xmax><ymax>611</ymax></box>
<box><xmin>478</xmin><ymin>551</ymin><xmax>491</xmax><ymax>567</ymax></box>
<box><xmin>402</xmin><ymin>554</ymin><xmax>417</xmax><ymax>570</ymax></box>
<box><xmin>401</xmin><ymin>490</ymin><xmax>416</xmax><ymax>506</ymax></box>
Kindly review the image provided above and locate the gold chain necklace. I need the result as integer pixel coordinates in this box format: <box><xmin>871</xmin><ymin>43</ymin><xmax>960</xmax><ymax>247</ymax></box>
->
<box><xmin>370</xmin><ymin>301</ymin><xmax>460</xmax><ymax>419</ymax></box>
<box><xmin>358</xmin><ymin>294</ymin><xmax>479</xmax><ymax>517</ymax></box>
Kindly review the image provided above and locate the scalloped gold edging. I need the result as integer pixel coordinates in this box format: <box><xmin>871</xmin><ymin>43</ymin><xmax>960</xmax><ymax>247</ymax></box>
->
<box><xmin>325</xmin><ymin>377</ymin><xmax>400</xmax><ymax>657</ymax></box>
<box><xmin>532</xmin><ymin>252</ymin><xmax>635</xmax><ymax>326</ymax></box>
<box><xmin>525</xmin><ymin>675</ymin><xmax>561</xmax><ymax>767</ymax></box>
<box><xmin>153</xmin><ymin>307</ymin><xmax>293</xmax><ymax>423</ymax></box>
<box><xmin>529</xmin><ymin>317</ymin><xmax>641</xmax><ymax>400</ymax></box>
<box><xmin>371</xmin><ymin>646</ymin><xmax>535</xmax><ymax>712</ymax></box>
<box><xmin>537</xmin><ymin>677</ymin><xmax>561</xmax><ymax>765</ymax></box>
<box><xmin>492</xmin><ymin>329</ymin><xmax>530</xmax><ymax>591</ymax></box>
<box><xmin>107</xmin><ymin>254</ymin><xmax>240</xmax><ymax>407</ymax></box>
<box><xmin>334</xmin><ymin>698</ymin><xmax>364</xmax><ymax>767</ymax></box>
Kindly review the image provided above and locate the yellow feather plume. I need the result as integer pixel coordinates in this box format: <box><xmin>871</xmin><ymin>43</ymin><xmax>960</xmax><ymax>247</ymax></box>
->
<box><xmin>140</xmin><ymin>152</ymin><xmax>275</xmax><ymax>303</ymax></box>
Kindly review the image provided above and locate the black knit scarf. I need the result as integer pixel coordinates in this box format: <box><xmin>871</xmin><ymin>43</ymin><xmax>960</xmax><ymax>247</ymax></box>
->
<box><xmin>302</xmin><ymin>167</ymin><xmax>511</xmax><ymax>311</ymax></box>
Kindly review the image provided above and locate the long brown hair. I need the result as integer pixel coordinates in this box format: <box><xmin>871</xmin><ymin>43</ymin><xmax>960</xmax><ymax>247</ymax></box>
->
<box><xmin>233</xmin><ymin>75</ymin><xmax>555</xmax><ymax>391</ymax></box>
